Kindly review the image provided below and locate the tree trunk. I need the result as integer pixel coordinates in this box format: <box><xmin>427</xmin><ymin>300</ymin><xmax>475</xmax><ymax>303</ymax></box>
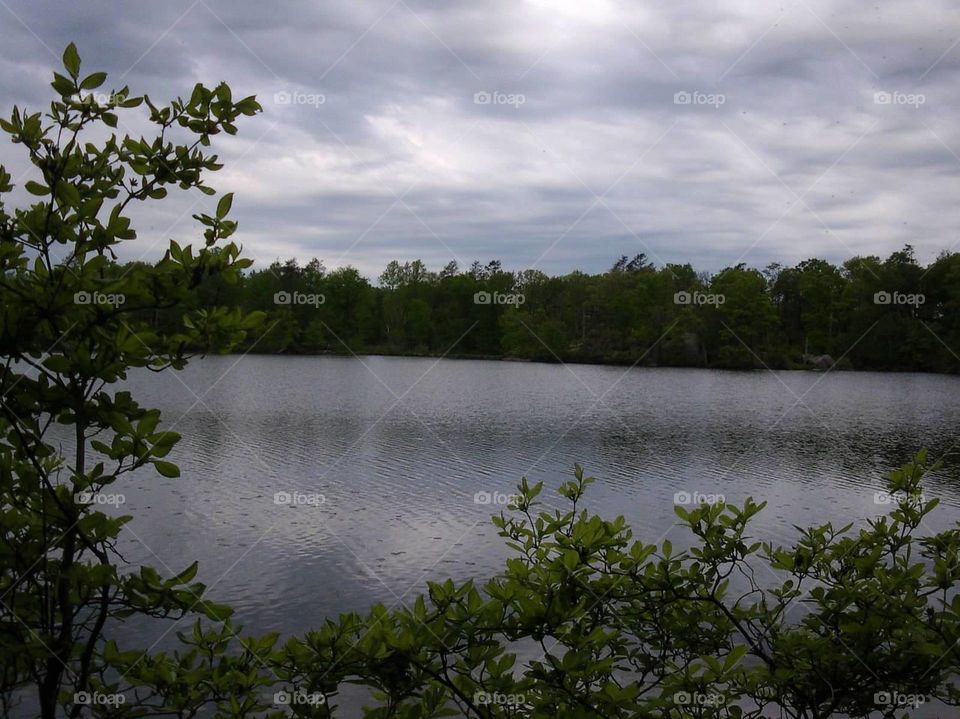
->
<box><xmin>39</xmin><ymin>421</ymin><xmax>84</xmax><ymax>718</ymax></box>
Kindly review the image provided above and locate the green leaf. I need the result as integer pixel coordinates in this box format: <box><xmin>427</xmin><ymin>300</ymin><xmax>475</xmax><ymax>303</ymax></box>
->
<box><xmin>199</xmin><ymin>600</ymin><xmax>234</xmax><ymax>621</ymax></box>
<box><xmin>51</xmin><ymin>73</ymin><xmax>75</xmax><ymax>97</ymax></box>
<box><xmin>216</xmin><ymin>192</ymin><xmax>233</xmax><ymax>219</ymax></box>
<box><xmin>79</xmin><ymin>72</ymin><xmax>107</xmax><ymax>90</ymax></box>
<box><xmin>62</xmin><ymin>43</ymin><xmax>81</xmax><ymax>78</ymax></box>
<box><xmin>42</xmin><ymin>355</ymin><xmax>71</xmax><ymax>373</ymax></box>
<box><xmin>57</xmin><ymin>181</ymin><xmax>81</xmax><ymax>207</ymax></box>
<box><xmin>91</xmin><ymin>440</ymin><xmax>112</xmax><ymax>456</ymax></box>
<box><xmin>171</xmin><ymin>561</ymin><xmax>199</xmax><ymax>584</ymax></box>
<box><xmin>724</xmin><ymin>644</ymin><xmax>747</xmax><ymax>670</ymax></box>
<box><xmin>154</xmin><ymin>460</ymin><xmax>180</xmax><ymax>478</ymax></box>
<box><xmin>24</xmin><ymin>180</ymin><xmax>49</xmax><ymax>196</ymax></box>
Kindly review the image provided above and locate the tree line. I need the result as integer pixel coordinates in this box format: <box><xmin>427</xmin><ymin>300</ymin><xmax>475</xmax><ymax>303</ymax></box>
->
<box><xmin>141</xmin><ymin>246</ymin><xmax>960</xmax><ymax>371</ymax></box>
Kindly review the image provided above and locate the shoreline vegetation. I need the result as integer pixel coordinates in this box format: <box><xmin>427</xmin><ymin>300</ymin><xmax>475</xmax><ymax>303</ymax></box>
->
<box><xmin>132</xmin><ymin>246</ymin><xmax>960</xmax><ymax>373</ymax></box>
<box><xmin>236</xmin><ymin>347</ymin><xmax>848</xmax><ymax>371</ymax></box>
<box><xmin>238</xmin><ymin>345</ymin><xmax>857</xmax><ymax>369</ymax></box>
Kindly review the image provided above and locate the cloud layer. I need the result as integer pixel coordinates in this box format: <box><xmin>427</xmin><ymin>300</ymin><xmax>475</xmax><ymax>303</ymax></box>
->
<box><xmin>1</xmin><ymin>0</ymin><xmax>958</xmax><ymax>277</ymax></box>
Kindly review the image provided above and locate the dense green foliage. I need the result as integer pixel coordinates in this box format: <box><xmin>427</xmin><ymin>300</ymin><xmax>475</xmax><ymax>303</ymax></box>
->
<box><xmin>0</xmin><ymin>44</ymin><xmax>270</xmax><ymax>718</ymax></box>
<box><xmin>133</xmin><ymin>249</ymin><xmax>959</xmax><ymax>371</ymax></box>
<box><xmin>4</xmin><ymin>44</ymin><xmax>960</xmax><ymax>719</ymax></box>
<box><xmin>271</xmin><ymin>457</ymin><xmax>960</xmax><ymax>719</ymax></box>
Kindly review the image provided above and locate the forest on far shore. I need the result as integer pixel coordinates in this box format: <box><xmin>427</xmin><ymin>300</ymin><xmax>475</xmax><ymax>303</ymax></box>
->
<box><xmin>130</xmin><ymin>244</ymin><xmax>960</xmax><ymax>372</ymax></box>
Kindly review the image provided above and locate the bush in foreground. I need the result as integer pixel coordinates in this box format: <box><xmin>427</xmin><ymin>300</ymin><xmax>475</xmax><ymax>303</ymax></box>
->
<box><xmin>270</xmin><ymin>458</ymin><xmax>960</xmax><ymax>718</ymax></box>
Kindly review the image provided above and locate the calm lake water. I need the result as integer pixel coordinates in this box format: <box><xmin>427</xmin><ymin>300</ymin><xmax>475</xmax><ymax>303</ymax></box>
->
<box><xmin>84</xmin><ymin>355</ymin><xmax>960</xmax><ymax>662</ymax></box>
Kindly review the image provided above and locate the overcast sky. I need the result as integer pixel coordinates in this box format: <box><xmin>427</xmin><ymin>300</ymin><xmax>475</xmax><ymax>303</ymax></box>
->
<box><xmin>1</xmin><ymin>0</ymin><xmax>958</xmax><ymax>278</ymax></box>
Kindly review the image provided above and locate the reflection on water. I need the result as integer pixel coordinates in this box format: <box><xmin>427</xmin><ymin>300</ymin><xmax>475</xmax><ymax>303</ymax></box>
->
<box><xmin>81</xmin><ymin>356</ymin><xmax>960</xmax><ymax>642</ymax></box>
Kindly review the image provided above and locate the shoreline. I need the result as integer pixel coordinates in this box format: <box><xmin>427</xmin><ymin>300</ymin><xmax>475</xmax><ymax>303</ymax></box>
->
<box><xmin>224</xmin><ymin>348</ymin><xmax>958</xmax><ymax>375</ymax></box>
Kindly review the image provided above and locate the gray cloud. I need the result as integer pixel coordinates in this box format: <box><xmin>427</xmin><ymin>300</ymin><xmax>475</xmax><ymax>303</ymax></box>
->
<box><xmin>1</xmin><ymin>0</ymin><xmax>959</xmax><ymax>278</ymax></box>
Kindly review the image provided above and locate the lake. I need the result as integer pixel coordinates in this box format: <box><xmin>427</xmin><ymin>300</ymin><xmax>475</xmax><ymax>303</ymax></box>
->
<box><xmin>102</xmin><ymin>355</ymin><xmax>960</xmax><ymax>646</ymax></box>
